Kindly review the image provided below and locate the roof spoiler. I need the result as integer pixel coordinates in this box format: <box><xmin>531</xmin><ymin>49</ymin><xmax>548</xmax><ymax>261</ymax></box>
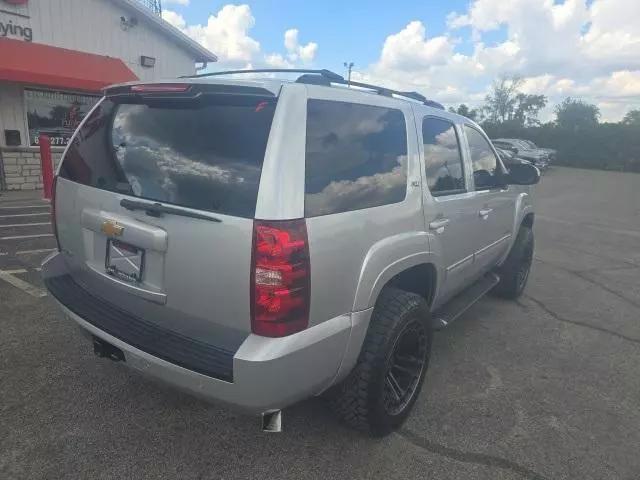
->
<box><xmin>102</xmin><ymin>82</ymin><xmax>277</xmax><ymax>99</ymax></box>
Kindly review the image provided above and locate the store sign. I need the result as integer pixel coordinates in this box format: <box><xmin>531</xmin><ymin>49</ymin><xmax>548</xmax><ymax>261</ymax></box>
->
<box><xmin>0</xmin><ymin>18</ymin><xmax>32</xmax><ymax>41</ymax></box>
<box><xmin>25</xmin><ymin>89</ymin><xmax>100</xmax><ymax>147</ymax></box>
<box><xmin>1</xmin><ymin>0</ymin><xmax>32</xmax><ymax>41</ymax></box>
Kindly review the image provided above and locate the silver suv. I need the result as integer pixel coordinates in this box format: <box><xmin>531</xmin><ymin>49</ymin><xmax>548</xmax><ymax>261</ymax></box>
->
<box><xmin>42</xmin><ymin>69</ymin><xmax>539</xmax><ymax>436</ymax></box>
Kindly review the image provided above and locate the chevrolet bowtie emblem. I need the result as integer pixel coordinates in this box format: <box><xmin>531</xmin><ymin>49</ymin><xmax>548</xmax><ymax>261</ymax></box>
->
<box><xmin>101</xmin><ymin>220</ymin><xmax>124</xmax><ymax>237</ymax></box>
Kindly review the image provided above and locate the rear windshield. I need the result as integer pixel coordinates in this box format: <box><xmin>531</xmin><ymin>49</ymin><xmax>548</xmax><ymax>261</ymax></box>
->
<box><xmin>59</xmin><ymin>95</ymin><xmax>277</xmax><ymax>218</ymax></box>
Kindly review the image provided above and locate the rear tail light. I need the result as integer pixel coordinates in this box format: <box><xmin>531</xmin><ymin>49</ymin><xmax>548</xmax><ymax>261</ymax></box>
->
<box><xmin>251</xmin><ymin>219</ymin><xmax>310</xmax><ymax>337</ymax></box>
<box><xmin>51</xmin><ymin>175</ymin><xmax>60</xmax><ymax>251</ymax></box>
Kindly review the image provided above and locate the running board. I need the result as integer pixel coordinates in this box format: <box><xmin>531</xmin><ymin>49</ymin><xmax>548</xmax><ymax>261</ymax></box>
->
<box><xmin>431</xmin><ymin>273</ymin><xmax>500</xmax><ymax>330</ymax></box>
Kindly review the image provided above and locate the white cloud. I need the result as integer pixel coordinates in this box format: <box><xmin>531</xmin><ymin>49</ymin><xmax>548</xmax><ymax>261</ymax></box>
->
<box><xmin>283</xmin><ymin>29</ymin><xmax>318</xmax><ymax>63</ymax></box>
<box><xmin>378</xmin><ymin>21</ymin><xmax>455</xmax><ymax>70</ymax></box>
<box><xmin>162</xmin><ymin>0</ymin><xmax>189</xmax><ymax>6</ymax></box>
<box><xmin>264</xmin><ymin>53</ymin><xmax>292</xmax><ymax>69</ymax></box>
<box><xmin>161</xmin><ymin>5</ymin><xmax>317</xmax><ymax>69</ymax></box>
<box><xmin>161</xmin><ymin>9</ymin><xmax>186</xmax><ymax>30</ymax></box>
<box><xmin>356</xmin><ymin>0</ymin><xmax>640</xmax><ymax>121</ymax></box>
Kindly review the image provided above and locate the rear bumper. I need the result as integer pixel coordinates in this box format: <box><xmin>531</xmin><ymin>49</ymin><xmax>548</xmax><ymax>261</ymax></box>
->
<box><xmin>43</xmin><ymin>253</ymin><xmax>363</xmax><ymax>414</ymax></box>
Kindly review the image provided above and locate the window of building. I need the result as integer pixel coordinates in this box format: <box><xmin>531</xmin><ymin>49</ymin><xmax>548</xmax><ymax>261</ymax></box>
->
<box><xmin>464</xmin><ymin>125</ymin><xmax>502</xmax><ymax>190</ymax></box>
<box><xmin>304</xmin><ymin>100</ymin><xmax>408</xmax><ymax>217</ymax></box>
<box><xmin>422</xmin><ymin>117</ymin><xmax>465</xmax><ymax>196</ymax></box>
<box><xmin>25</xmin><ymin>89</ymin><xmax>100</xmax><ymax>147</ymax></box>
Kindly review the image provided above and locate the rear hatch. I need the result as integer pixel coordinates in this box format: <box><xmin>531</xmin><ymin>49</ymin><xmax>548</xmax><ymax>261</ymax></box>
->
<box><xmin>53</xmin><ymin>82</ymin><xmax>278</xmax><ymax>351</ymax></box>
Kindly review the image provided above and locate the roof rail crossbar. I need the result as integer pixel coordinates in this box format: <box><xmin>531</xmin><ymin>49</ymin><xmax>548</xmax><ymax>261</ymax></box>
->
<box><xmin>179</xmin><ymin>68</ymin><xmax>444</xmax><ymax>109</ymax></box>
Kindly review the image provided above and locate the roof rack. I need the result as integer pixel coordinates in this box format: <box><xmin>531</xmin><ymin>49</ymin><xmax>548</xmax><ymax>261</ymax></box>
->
<box><xmin>180</xmin><ymin>68</ymin><xmax>444</xmax><ymax>109</ymax></box>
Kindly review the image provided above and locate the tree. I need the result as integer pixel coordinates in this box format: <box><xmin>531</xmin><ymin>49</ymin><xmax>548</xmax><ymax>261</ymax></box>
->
<box><xmin>483</xmin><ymin>76</ymin><xmax>523</xmax><ymax>123</ymax></box>
<box><xmin>514</xmin><ymin>93</ymin><xmax>547</xmax><ymax>127</ymax></box>
<box><xmin>483</xmin><ymin>76</ymin><xmax>547</xmax><ymax>127</ymax></box>
<box><xmin>622</xmin><ymin>109</ymin><xmax>640</xmax><ymax>126</ymax></box>
<box><xmin>448</xmin><ymin>104</ymin><xmax>478</xmax><ymax>121</ymax></box>
<box><xmin>554</xmin><ymin>98</ymin><xmax>600</xmax><ymax>130</ymax></box>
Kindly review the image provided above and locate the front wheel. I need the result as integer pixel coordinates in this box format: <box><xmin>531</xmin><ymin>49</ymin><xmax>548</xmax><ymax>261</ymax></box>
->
<box><xmin>492</xmin><ymin>226</ymin><xmax>534</xmax><ymax>299</ymax></box>
<box><xmin>328</xmin><ymin>287</ymin><xmax>432</xmax><ymax>436</ymax></box>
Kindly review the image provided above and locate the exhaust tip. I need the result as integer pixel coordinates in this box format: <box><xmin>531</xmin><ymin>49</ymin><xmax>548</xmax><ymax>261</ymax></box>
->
<box><xmin>261</xmin><ymin>410</ymin><xmax>282</xmax><ymax>433</ymax></box>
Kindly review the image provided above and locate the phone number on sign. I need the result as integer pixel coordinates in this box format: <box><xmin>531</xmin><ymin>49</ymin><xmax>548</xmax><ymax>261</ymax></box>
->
<box><xmin>32</xmin><ymin>136</ymin><xmax>70</xmax><ymax>146</ymax></box>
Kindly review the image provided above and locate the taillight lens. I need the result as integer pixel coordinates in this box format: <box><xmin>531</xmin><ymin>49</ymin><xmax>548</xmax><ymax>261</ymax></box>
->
<box><xmin>251</xmin><ymin>219</ymin><xmax>310</xmax><ymax>337</ymax></box>
<box><xmin>51</xmin><ymin>175</ymin><xmax>61</xmax><ymax>251</ymax></box>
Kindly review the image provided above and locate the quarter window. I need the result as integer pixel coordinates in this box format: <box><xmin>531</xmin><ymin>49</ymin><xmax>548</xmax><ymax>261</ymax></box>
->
<box><xmin>465</xmin><ymin>126</ymin><xmax>502</xmax><ymax>190</ymax></box>
<box><xmin>304</xmin><ymin>100</ymin><xmax>408</xmax><ymax>217</ymax></box>
<box><xmin>422</xmin><ymin>118</ymin><xmax>465</xmax><ymax>196</ymax></box>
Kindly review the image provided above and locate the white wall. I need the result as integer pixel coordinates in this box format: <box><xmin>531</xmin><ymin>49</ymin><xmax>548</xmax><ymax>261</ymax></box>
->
<box><xmin>0</xmin><ymin>83</ymin><xmax>30</xmax><ymax>149</ymax></box>
<box><xmin>0</xmin><ymin>0</ymin><xmax>196</xmax><ymax>81</ymax></box>
<box><xmin>0</xmin><ymin>84</ymin><xmax>26</xmax><ymax>144</ymax></box>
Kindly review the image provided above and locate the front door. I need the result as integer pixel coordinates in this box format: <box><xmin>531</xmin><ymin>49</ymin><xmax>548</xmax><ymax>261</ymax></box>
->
<box><xmin>463</xmin><ymin>125</ymin><xmax>515</xmax><ymax>274</ymax></box>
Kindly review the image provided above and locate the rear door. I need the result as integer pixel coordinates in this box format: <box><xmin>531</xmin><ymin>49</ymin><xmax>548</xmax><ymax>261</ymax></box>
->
<box><xmin>54</xmin><ymin>84</ymin><xmax>278</xmax><ymax>348</ymax></box>
<box><xmin>418</xmin><ymin>115</ymin><xmax>477</xmax><ymax>304</ymax></box>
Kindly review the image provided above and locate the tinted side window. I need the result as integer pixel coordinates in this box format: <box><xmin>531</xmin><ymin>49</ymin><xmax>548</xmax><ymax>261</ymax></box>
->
<box><xmin>422</xmin><ymin>118</ymin><xmax>465</xmax><ymax>195</ymax></box>
<box><xmin>465</xmin><ymin>126</ymin><xmax>502</xmax><ymax>190</ymax></box>
<box><xmin>305</xmin><ymin>100</ymin><xmax>408</xmax><ymax>217</ymax></box>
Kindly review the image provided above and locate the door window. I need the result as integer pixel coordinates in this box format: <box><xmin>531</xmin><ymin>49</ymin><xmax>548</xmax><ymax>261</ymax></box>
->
<box><xmin>422</xmin><ymin>117</ymin><xmax>466</xmax><ymax>196</ymax></box>
<box><xmin>465</xmin><ymin>126</ymin><xmax>502</xmax><ymax>190</ymax></box>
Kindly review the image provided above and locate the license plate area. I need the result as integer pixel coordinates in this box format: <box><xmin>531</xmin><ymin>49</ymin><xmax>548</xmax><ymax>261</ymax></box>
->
<box><xmin>105</xmin><ymin>239</ymin><xmax>145</xmax><ymax>283</ymax></box>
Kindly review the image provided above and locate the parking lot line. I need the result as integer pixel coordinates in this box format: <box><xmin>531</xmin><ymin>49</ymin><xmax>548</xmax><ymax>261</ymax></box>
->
<box><xmin>0</xmin><ymin>213</ymin><xmax>50</xmax><ymax>218</ymax></box>
<box><xmin>0</xmin><ymin>222</ymin><xmax>51</xmax><ymax>228</ymax></box>
<box><xmin>0</xmin><ymin>269</ymin><xmax>47</xmax><ymax>298</ymax></box>
<box><xmin>0</xmin><ymin>233</ymin><xmax>54</xmax><ymax>240</ymax></box>
<box><xmin>0</xmin><ymin>205</ymin><xmax>50</xmax><ymax>210</ymax></box>
<box><xmin>16</xmin><ymin>248</ymin><xmax>57</xmax><ymax>255</ymax></box>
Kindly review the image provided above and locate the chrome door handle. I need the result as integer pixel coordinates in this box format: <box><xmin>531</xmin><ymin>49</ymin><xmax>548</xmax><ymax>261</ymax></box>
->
<box><xmin>479</xmin><ymin>208</ymin><xmax>493</xmax><ymax>218</ymax></box>
<box><xmin>429</xmin><ymin>218</ymin><xmax>450</xmax><ymax>232</ymax></box>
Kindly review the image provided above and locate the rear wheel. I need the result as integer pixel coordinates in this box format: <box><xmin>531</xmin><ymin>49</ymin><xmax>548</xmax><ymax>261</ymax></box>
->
<box><xmin>328</xmin><ymin>287</ymin><xmax>432</xmax><ymax>436</ymax></box>
<box><xmin>493</xmin><ymin>226</ymin><xmax>534</xmax><ymax>299</ymax></box>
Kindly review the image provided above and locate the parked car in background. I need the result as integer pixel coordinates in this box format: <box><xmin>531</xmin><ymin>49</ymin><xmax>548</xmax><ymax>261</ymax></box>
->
<box><xmin>492</xmin><ymin>138</ymin><xmax>550</xmax><ymax>170</ymax></box>
<box><xmin>520</xmin><ymin>139</ymin><xmax>557</xmax><ymax>163</ymax></box>
<box><xmin>42</xmin><ymin>69</ymin><xmax>540</xmax><ymax>436</ymax></box>
<box><xmin>495</xmin><ymin>147</ymin><xmax>535</xmax><ymax>168</ymax></box>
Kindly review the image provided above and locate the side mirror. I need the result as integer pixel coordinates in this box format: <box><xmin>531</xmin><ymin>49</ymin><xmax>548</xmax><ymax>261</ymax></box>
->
<box><xmin>507</xmin><ymin>163</ymin><xmax>540</xmax><ymax>185</ymax></box>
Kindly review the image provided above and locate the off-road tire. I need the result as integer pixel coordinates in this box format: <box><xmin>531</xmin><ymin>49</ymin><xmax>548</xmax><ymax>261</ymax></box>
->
<box><xmin>492</xmin><ymin>226</ymin><xmax>534</xmax><ymax>299</ymax></box>
<box><xmin>328</xmin><ymin>287</ymin><xmax>432</xmax><ymax>436</ymax></box>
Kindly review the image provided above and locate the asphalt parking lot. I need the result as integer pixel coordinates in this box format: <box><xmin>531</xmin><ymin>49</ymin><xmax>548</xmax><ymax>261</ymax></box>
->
<box><xmin>1</xmin><ymin>167</ymin><xmax>639</xmax><ymax>480</ymax></box>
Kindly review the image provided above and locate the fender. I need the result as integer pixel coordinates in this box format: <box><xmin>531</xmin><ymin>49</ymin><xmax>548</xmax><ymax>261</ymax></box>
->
<box><xmin>352</xmin><ymin>231</ymin><xmax>441</xmax><ymax>312</ymax></box>
<box><xmin>328</xmin><ymin>232</ymin><xmax>440</xmax><ymax>386</ymax></box>
<box><xmin>500</xmin><ymin>191</ymin><xmax>534</xmax><ymax>263</ymax></box>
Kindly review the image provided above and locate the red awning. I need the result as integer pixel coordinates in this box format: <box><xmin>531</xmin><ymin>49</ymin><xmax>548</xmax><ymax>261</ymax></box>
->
<box><xmin>0</xmin><ymin>38</ymin><xmax>138</xmax><ymax>92</ymax></box>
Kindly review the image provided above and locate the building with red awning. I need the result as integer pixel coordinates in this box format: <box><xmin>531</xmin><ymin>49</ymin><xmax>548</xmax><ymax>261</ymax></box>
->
<box><xmin>0</xmin><ymin>0</ymin><xmax>216</xmax><ymax>191</ymax></box>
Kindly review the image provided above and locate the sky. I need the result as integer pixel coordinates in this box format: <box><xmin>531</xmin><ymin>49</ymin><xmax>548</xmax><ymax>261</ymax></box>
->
<box><xmin>160</xmin><ymin>0</ymin><xmax>640</xmax><ymax>122</ymax></box>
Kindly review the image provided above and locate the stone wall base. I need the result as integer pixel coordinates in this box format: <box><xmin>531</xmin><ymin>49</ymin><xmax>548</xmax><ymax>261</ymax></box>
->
<box><xmin>1</xmin><ymin>148</ymin><xmax>64</xmax><ymax>191</ymax></box>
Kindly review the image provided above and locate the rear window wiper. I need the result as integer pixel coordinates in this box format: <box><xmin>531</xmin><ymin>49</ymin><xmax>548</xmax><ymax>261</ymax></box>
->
<box><xmin>120</xmin><ymin>198</ymin><xmax>222</xmax><ymax>223</ymax></box>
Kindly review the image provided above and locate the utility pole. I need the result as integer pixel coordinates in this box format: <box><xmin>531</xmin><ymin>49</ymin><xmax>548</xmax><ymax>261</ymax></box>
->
<box><xmin>343</xmin><ymin>62</ymin><xmax>354</xmax><ymax>86</ymax></box>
